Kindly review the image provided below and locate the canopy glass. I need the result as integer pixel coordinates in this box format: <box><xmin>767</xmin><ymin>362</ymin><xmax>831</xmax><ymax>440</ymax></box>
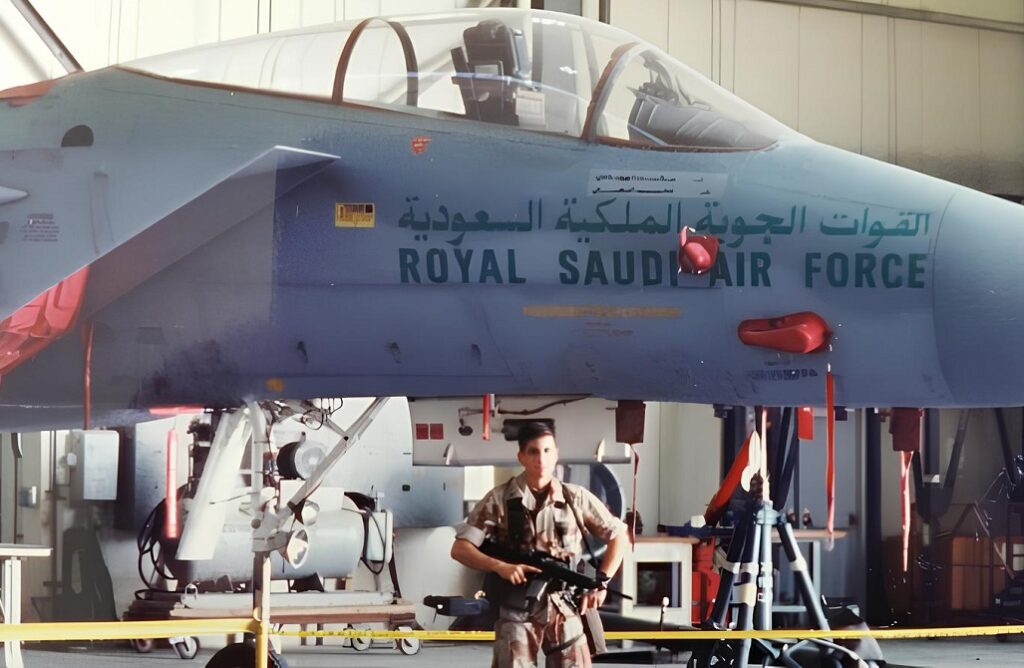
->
<box><xmin>123</xmin><ymin>9</ymin><xmax>795</xmax><ymax>150</ymax></box>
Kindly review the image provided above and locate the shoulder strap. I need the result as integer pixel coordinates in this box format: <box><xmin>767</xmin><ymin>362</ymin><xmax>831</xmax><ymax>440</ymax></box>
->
<box><xmin>563</xmin><ymin>485</ymin><xmax>600</xmax><ymax>566</ymax></box>
<box><xmin>506</xmin><ymin>496</ymin><xmax>528</xmax><ymax>548</ymax></box>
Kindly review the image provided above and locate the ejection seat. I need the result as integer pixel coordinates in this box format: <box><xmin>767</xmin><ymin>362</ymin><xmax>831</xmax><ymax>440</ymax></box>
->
<box><xmin>451</xmin><ymin>20</ymin><xmax>531</xmax><ymax>125</ymax></box>
<box><xmin>627</xmin><ymin>54</ymin><xmax>771</xmax><ymax>149</ymax></box>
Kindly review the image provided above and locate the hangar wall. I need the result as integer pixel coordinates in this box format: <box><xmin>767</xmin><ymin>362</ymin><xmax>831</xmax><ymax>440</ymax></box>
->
<box><xmin>610</xmin><ymin>0</ymin><xmax>1024</xmax><ymax>196</ymax></box>
<box><xmin>0</xmin><ymin>0</ymin><xmax>511</xmax><ymax>89</ymax></box>
<box><xmin>856</xmin><ymin>0</ymin><xmax>1023</xmax><ymax>24</ymax></box>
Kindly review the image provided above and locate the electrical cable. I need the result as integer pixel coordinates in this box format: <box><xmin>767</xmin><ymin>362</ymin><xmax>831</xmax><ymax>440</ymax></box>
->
<box><xmin>341</xmin><ymin>507</ymin><xmax>388</xmax><ymax>576</ymax></box>
<box><xmin>496</xmin><ymin>396</ymin><xmax>588</xmax><ymax>416</ymax></box>
<box><xmin>136</xmin><ymin>499</ymin><xmax>177</xmax><ymax>590</ymax></box>
<box><xmin>136</xmin><ymin>487</ymin><xmax>188</xmax><ymax>592</ymax></box>
<box><xmin>301</xmin><ymin>408</ymin><xmax>326</xmax><ymax>430</ymax></box>
<box><xmin>298</xmin><ymin>399</ymin><xmax>343</xmax><ymax>431</ymax></box>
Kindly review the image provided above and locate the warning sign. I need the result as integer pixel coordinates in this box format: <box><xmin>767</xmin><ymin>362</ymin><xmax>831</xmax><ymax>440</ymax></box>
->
<box><xmin>335</xmin><ymin>203</ymin><xmax>376</xmax><ymax>228</ymax></box>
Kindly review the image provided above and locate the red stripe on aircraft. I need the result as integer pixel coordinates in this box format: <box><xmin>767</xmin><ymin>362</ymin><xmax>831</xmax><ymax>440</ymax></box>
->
<box><xmin>0</xmin><ymin>266</ymin><xmax>90</xmax><ymax>378</ymax></box>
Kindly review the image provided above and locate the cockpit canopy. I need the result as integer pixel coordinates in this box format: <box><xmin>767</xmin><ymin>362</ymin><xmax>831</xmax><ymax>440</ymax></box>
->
<box><xmin>122</xmin><ymin>9</ymin><xmax>796</xmax><ymax>151</ymax></box>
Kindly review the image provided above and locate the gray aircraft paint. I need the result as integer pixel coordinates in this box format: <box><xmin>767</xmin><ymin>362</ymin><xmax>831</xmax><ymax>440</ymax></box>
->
<box><xmin>0</xmin><ymin>17</ymin><xmax>1022</xmax><ymax>430</ymax></box>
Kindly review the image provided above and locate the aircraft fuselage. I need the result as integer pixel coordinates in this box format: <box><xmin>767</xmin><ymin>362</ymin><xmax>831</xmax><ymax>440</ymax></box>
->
<box><xmin>1</xmin><ymin>65</ymin><xmax>1022</xmax><ymax>429</ymax></box>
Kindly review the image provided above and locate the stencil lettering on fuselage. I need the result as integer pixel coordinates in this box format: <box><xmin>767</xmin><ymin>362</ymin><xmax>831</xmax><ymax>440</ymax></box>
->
<box><xmin>396</xmin><ymin>197</ymin><xmax>932</xmax><ymax>289</ymax></box>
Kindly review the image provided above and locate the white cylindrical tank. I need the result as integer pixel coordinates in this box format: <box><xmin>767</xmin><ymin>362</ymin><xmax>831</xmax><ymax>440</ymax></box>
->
<box><xmin>167</xmin><ymin>493</ymin><xmax>366</xmax><ymax>584</ymax></box>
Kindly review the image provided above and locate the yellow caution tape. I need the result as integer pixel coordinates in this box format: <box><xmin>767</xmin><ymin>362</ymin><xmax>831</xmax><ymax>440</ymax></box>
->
<box><xmin>0</xmin><ymin>620</ymin><xmax>1021</xmax><ymax>644</ymax></box>
<box><xmin>275</xmin><ymin>625</ymin><xmax>1024</xmax><ymax>641</ymax></box>
<box><xmin>0</xmin><ymin>619</ymin><xmax>256</xmax><ymax>642</ymax></box>
<box><xmin>278</xmin><ymin>629</ymin><xmax>496</xmax><ymax>641</ymax></box>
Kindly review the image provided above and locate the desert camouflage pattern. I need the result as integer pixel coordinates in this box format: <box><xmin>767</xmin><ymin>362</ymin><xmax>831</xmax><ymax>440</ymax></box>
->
<box><xmin>456</xmin><ymin>473</ymin><xmax>626</xmax><ymax>557</ymax></box>
<box><xmin>457</xmin><ymin>473</ymin><xmax>626</xmax><ymax>668</ymax></box>
<box><xmin>493</xmin><ymin>590</ymin><xmax>589</xmax><ymax>667</ymax></box>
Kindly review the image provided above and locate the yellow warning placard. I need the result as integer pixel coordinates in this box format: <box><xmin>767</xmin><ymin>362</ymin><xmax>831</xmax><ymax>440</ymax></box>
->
<box><xmin>335</xmin><ymin>203</ymin><xmax>375</xmax><ymax>228</ymax></box>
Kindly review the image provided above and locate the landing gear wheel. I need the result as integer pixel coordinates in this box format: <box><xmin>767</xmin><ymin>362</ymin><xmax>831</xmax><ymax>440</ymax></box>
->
<box><xmin>395</xmin><ymin>626</ymin><xmax>420</xmax><ymax>655</ymax></box>
<box><xmin>130</xmin><ymin>638</ymin><xmax>155</xmax><ymax>654</ymax></box>
<box><xmin>349</xmin><ymin>625</ymin><xmax>372</xmax><ymax>652</ymax></box>
<box><xmin>205</xmin><ymin>640</ymin><xmax>288</xmax><ymax>668</ymax></box>
<box><xmin>173</xmin><ymin>636</ymin><xmax>200</xmax><ymax>660</ymax></box>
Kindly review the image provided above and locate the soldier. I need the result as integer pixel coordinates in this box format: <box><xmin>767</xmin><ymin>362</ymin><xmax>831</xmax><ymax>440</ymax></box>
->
<box><xmin>451</xmin><ymin>421</ymin><xmax>629</xmax><ymax>668</ymax></box>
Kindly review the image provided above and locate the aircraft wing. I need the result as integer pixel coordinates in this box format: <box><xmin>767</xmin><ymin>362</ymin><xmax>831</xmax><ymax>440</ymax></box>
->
<box><xmin>0</xmin><ymin>145</ymin><xmax>338</xmax><ymax>378</ymax></box>
<box><xmin>82</xmin><ymin>145</ymin><xmax>339</xmax><ymax>314</ymax></box>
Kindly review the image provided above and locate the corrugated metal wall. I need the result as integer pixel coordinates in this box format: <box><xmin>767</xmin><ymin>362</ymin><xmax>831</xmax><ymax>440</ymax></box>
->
<box><xmin>611</xmin><ymin>0</ymin><xmax>1024</xmax><ymax>195</ymax></box>
<box><xmin>862</xmin><ymin>0</ymin><xmax>1024</xmax><ymax>24</ymax></box>
<box><xmin>1</xmin><ymin>0</ymin><xmax>472</xmax><ymax>84</ymax></box>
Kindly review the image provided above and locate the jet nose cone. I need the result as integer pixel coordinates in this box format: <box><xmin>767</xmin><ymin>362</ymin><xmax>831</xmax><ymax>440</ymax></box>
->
<box><xmin>934</xmin><ymin>189</ymin><xmax>1024</xmax><ymax>404</ymax></box>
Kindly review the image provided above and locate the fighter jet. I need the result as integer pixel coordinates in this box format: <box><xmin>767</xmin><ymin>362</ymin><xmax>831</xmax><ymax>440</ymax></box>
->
<box><xmin>1</xmin><ymin>7</ymin><xmax>1023</xmax><ymax>430</ymax></box>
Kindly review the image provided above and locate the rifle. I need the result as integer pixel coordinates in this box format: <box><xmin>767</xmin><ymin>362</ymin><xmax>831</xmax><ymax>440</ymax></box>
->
<box><xmin>479</xmin><ymin>541</ymin><xmax>632</xmax><ymax>601</ymax></box>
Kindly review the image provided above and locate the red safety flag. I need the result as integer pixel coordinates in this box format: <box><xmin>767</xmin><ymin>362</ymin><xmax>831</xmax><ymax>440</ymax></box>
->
<box><xmin>797</xmin><ymin>406</ymin><xmax>814</xmax><ymax>440</ymax></box>
<box><xmin>890</xmin><ymin>408</ymin><xmax>923</xmax><ymax>452</ymax></box>
<box><xmin>482</xmin><ymin>394</ymin><xmax>492</xmax><ymax>441</ymax></box>
<box><xmin>165</xmin><ymin>428</ymin><xmax>179</xmax><ymax>540</ymax></box>
<box><xmin>704</xmin><ymin>433</ymin><xmax>752</xmax><ymax>526</ymax></box>
<box><xmin>629</xmin><ymin>444</ymin><xmax>640</xmax><ymax>549</ymax></box>
<box><xmin>890</xmin><ymin>408</ymin><xmax>922</xmax><ymax>572</ymax></box>
<box><xmin>900</xmin><ymin>450</ymin><xmax>914</xmax><ymax>572</ymax></box>
<box><xmin>825</xmin><ymin>371</ymin><xmax>836</xmax><ymax>538</ymax></box>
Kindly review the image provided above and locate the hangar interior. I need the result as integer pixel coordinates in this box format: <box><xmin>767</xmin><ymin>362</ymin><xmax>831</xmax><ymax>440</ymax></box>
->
<box><xmin>1</xmin><ymin>0</ymin><xmax>1024</xmax><ymax>666</ymax></box>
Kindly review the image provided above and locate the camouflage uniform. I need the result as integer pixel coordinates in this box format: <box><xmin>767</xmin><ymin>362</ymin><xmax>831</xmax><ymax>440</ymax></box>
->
<box><xmin>456</xmin><ymin>473</ymin><xmax>627</xmax><ymax>668</ymax></box>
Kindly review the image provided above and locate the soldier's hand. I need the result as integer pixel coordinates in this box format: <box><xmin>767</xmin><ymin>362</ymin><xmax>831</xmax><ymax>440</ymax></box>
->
<box><xmin>578</xmin><ymin>588</ymin><xmax>607</xmax><ymax>613</ymax></box>
<box><xmin>494</xmin><ymin>562</ymin><xmax>542</xmax><ymax>585</ymax></box>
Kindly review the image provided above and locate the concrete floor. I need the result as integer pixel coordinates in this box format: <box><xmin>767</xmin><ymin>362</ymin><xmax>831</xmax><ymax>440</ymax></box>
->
<box><xmin>880</xmin><ymin>638</ymin><xmax>1024</xmax><ymax>667</ymax></box>
<box><xmin>10</xmin><ymin>638</ymin><xmax>1024</xmax><ymax>667</ymax></box>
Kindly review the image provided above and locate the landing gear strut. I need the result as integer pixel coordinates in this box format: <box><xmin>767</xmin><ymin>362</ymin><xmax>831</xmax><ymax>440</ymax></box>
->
<box><xmin>200</xmin><ymin>398</ymin><xmax>391</xmax><ymax>668</ymax></box>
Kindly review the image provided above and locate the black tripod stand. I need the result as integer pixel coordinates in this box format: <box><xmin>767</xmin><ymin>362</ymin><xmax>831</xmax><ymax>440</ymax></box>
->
<box><xmin>692</xmin><ymin>409</ymin><xmax>870</xmax><ymax>668</ymax></box>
